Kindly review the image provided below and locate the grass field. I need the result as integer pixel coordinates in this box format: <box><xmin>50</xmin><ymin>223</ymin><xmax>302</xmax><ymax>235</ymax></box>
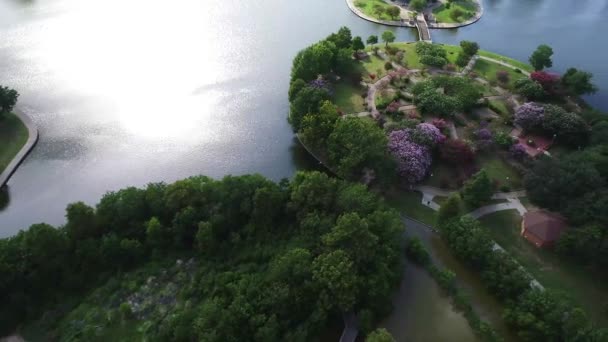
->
<box><xmin>488</xmin><ymin>99</ymin><xmax>511</xmax><ymax>116</ymax></box>
<box><xmin>473</xmin><ymin>59</ymin><xmax>528</xmax><ymax>89</ymax></box>
<box><xmin>432</xmin><ymin>1</ymin><xmax>476</xmax><ymax>23</ymax></box>
<box><xmin>385</xmin><ymin>190</ymin><xmax>437</xmax><ymax>226</ymax></box>
<box><xmin>358</xmin><ymin>53</ymin><xmax>390</xmax><ymax>78</ymax></box>
<box><xmin>477</xmin><ymin>154</ymin><xmax>523</xmax><ymax>190</ymax></box>
<box><xmin>477</xmin><ymin>50</ymin><xmax>534</xmax><ymax>72</ymax></box>
<box><xmin>480</xmin><ymin>210</ymin><xmax>608</xmax><ymax>326</ymax></box>
<box><xmin>354</xmin><ymin>0</ymin><xmax>400</xmax><ymax>21</ymax></box>
<box><xmin>334</xmin><ymin>81</ymin><xmax>366</xmax><ymax>114</ymax></box>
<box><xmin>0</xmin><ymin>112</ymin><xmax>29</xmax><ymax>173</ymax></box>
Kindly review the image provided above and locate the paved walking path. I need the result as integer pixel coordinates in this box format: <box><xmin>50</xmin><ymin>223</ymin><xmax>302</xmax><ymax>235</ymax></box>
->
<box><xmin>478</xmin><ymin>56</ymin><xmax>531</xmax><ymax>76</ymax></box>
<box><xmin>459</xmin><ymin>55</ymin><xmax>478</xmax><ymax>76</ymax></box>
<box><xmin>0</xmin><ymin>108</ymin><xmax>39</xmax><ymax>188</ymax></box>
<box><xmin>468</xmin><ymin>198</ymin><xmax>527</xmax><ymax>219</ymax></box>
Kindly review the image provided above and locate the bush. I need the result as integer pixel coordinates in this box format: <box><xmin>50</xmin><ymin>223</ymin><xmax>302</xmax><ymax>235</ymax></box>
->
<box><xmin>496</xmin><ymin>70</ymin><xmax>509</xmax><ymax>84</ymax></box>
<box><xmin>384</xmin><ymin>61</ymin><xmax>393</xmax><ymax>71</ymax></box>
<box><xmin>405</xmin><ymin>237</ymin><xmax>430</xmax><ymax>266</ymax></box>
<box><xmin>120</xmin><ymin>302</ymin><xmax>133</xmax><ymax>321</ymax></box>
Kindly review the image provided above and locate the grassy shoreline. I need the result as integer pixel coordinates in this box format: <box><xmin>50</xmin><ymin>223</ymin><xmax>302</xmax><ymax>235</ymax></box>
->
<box><xmin>0</xmin><ymin>112</ymin><xmax>29</xmax><ymax>173</ymax></box>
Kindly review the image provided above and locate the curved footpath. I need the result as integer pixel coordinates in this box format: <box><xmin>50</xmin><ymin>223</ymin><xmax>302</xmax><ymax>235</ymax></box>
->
<box><xmin>0</xmin><ymin>108</ymin><xmax>39</xmax><ymax>188</ymax></box>
<box><xmin>345</xmin><ymin>0</ymin><xmax>483</xmax><ymax>30</ymax></box>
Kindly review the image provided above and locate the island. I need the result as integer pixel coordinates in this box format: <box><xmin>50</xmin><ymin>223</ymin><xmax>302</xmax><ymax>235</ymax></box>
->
<box><xmin>0</xmin><ymin>86</ymin><xmax>38</xmax><ymax>189</ymax></box>
<box><xmin>289</xmin><ymin>26</ymin><xmax>606</xmax><ymax>340</ymax></box>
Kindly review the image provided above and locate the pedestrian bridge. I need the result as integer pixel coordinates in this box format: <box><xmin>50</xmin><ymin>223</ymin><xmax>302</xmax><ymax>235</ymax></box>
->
<box><xmin>415</xmin><ymin>15</ymin><xmax>432</xmax><ymax>42</ymax></box>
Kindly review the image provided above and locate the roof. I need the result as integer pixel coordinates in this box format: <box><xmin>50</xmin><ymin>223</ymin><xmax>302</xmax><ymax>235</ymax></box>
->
<box><xmin>522</xmin><ymin>210</ymin><xmax>567</xmax><ymax>243</ymax></box>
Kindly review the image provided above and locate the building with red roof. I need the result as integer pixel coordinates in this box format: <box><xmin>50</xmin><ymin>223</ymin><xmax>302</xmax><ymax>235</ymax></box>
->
<box><xmin>520</xmin><ymin>210</ymin><xmax>567</xmax><ymax>248</ymax></box>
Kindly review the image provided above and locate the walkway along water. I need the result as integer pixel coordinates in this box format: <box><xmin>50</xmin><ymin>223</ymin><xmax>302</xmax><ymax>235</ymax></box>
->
<box><xmin>0</xmin><ymin>108</ymin><xmax>39</xmax><ymax>188</ymax></box>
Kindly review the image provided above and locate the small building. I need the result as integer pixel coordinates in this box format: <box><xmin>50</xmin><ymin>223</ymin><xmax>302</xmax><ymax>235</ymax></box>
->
<box><xmin>520</xmin><ymin>210</ymin><xmax>567</xmax><ymax>248</ymax></box>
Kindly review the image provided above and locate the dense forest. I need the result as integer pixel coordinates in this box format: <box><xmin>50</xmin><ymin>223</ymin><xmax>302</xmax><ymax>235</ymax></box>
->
<box><xmin>0</xmin><ymin>171</ymin><xmax>404</xmax><ymax>340</ymax></box>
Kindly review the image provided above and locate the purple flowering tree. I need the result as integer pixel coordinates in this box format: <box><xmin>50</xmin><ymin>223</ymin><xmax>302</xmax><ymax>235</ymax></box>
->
<box><xmin>388</xmin><ymin>130</ymin><xmax>432</xmax><ymax>183</ymax></box>
<box><xmin>514</xmin><ymin>102</ymin><xmax>544</xmax><ymax>131</ymax></box>
<box><xmin>412</xmin><ymin>123</ymin><xmax>446</xmax><ymax>147</ymax></box>
<box><xmin>475</xmin><ymin>128</ymin><xmax>493</xmax><ymax>150</ymax></box>
<box><xmin>309</xmin><ymin>78</ymin><xmax>333</xmax><ymax>96</ymax></box>
<box><xmin>510</xmin><ymin>143</ymin><xmax>527</xmax><ymax>160</ymax></box>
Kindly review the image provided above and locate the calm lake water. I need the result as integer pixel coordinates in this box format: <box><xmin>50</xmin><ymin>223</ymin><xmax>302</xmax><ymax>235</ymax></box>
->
<box><xmin>1</xmin><ymin>0</ymin><xmax>607</xmax><ymax>339</ymax></box>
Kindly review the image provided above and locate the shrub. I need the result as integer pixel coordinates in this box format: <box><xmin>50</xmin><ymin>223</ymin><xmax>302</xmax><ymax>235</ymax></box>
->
<box><xmin>405</xmin><ymin>237</ymin><xmax>430</xmax><ymax>266</ymax></box>
<box><xmin>384</xmin><ymin>61</ymin><xmax>393</xmax><ymax>71</ymax></box>
<box><xmin>387</xmin><ymin>129</ymin><xmax>432</xmax><ymax>183</ymax></box>
<box><xmin>510</xmin><ymin>143</ymin><xmax>527</xmax><ymax>161</ymax></box>
<box><xmin>440</xmin><ymin>139</ymin><xmax>475</xmax><ymax>165</ymax></box>
<box><xmin>496</xmin><ymin>70</ymin><xmax>509</xmax><ymax>84</ymax></box>
<box><xmin>514</xmin><ymin>102</ymin><xmax>544</xmax><ymax>131</ymax></box>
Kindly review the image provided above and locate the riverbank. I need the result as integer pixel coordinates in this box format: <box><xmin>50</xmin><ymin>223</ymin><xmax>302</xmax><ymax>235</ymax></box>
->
<box><xmin>0</xmin><ymin>109</ymin><xmax>39</xmax><ymax>188</ymax></box>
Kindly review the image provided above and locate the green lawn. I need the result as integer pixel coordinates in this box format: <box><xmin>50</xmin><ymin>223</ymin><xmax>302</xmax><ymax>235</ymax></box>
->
<box><xmin>334</xmin><ymin>81</ymin><xmax>366</xmax><ymax>114</ymax></box>
<box><xmin>477</xmin><ymin>50</ymin><xmax>534</xmax><ymax>73</ymax></box>
<box><xmin>480</xmin><ymin>210</ymin><xmax>608</xmax><ymax>326</ymax></box>
<box><xmin>385</xmin><ymin>190</ymin><xmax>437</xmax><ymax>226</ymax></box>
<box><xmin>0</xmin><ymin>112</ymin><xmax>29</xmax><ymax>173</ymax></box>
<box><xmin>432</xmin><ymin>1</ymin><xmax>476</xmax><ymax>23</ymax></box>
<box><xmin>358</xmin><ymin>53</ymin><xmax>390</xmax><ymax>78</ymax></box>
<box><xmin>488</xmin><ymin>99</ymin><xmax>511</xmax><ymax>116</ymax></box>
<box><xmin>477</xmin><ymin>154</ymin><xmax>523</xmax><ymax>190</ymax></box>
<box><xmin>472</xmin><ymin>59</ymin><xmax>528</xmax><ymax>89</ymax></box>
<box><xmin>354</xmin><ymin>0</ymin><xmax>400</xmax><ymax>20</ymax></box>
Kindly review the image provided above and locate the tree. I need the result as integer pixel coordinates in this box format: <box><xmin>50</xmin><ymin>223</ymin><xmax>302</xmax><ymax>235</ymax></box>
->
<box><xmin>450</xmin><ymin>8</ymin><xmax>464</xmax><ymax>21</ymax></box>
<box><xmin>373</xmin><ymin>4</ymin><xmax>385</xmax><ymax>18</ymax></box>
<box><xmin>440</xmin><ymin>139</ymin><xmax>475</xmax><ymax>164</ymax></box>
<box><xmin>420</xmin><ymin>54</ymin><xmax>447</xmax><ymax>68</ymax></box>
<box><xmin>387</xmin><ymin>129</ymin><xmax>432</xmax><ymax>183</ymax></box>
<box><xmin>381</xmin><ymin>30</ymin><xmax>396</xmax><ymax>47</ymax></box>
<box><xmin>459</xmin><ymin>40</ymin><xmax>479</xmax><ymax>56</ymax></box>
<box><xmin>326</xmin><ymin>26</ymin><xmax>353</xmax><ymax>50</ymax></box>
<box><xmin>0</xmin><ymin>86</ymin><xmax>19</xmax><ymax>116</ymax></box>
<box><xmin>410</xmin><ymin>0</ymin><xmax>427</xmax><ymax>12</ymax></box>
<box><xmin>312</xmin><ymin>250</ymin><xmax>358</xmax><ymax>311</ymax></box>
<box><xmin>65</xmin><ymin>202</ymin><xmax>98</xmax><ymax>241</ymax></box>
<box><xmin>530</xmin><ymin>71</ymin><xmax>560</xmax><ymax>93</ymax></box>
<box><xmin>562</xmin><ymin>68</ymin><xmax>598</xmax><ymax>96</ymax></box>
<box><xmin>514</xmin><ymin>102</ymin><xmax>544</xmax><ymax>131</ymax></box>
<box><xmin>455</xmin><ymin>53</ymin><xmax>470</xmax><ymax>67</ymax></box>
<box><xmin>300</xmin><ymin>101</ymin><xmax>339</xmax><ymax>149</ymax></box>
<box><xmin>524</xmin><ymin>156</ymin><xmax>603</xmax><ymax>212</ymax></box>
<box><xmin>289</xmin><ymin>85</ymin><xmax>331</xmax><ymax>131</ymax></box>
<box><xmin>366</xmin><ymin>35</ymin><xmax>378</xmax><ymax>45</ymax></box>
<box><xmin>529</xmin><ymin>44</ymin><xmax>553</xmax><ymax>71</ymax></box>
<box><xmin>514</xmin><ymin>78</ymin><xmax>545</xmax><ymax>100</ymax></box>
<box><xmin>437</xmin><ymin>192</ymin><xmax>463</xmax><ymax>224</ymax></box>
<box><xmin>461</xmin><ymin>169</ymin><xmax>493</xmax><ymax>208</ymax></box>
<box><xmin>327</xmin><ymin>118</ymin><xmax>388</xmax><ymax>178</ymax></box>
<box><xmin>496</xmin><ymin>70</ymin><xmax>510</xmax><ymax>84</ymax></box>
<box><xmin>386</xmin><ymin>6</ymin><xmax>401</xmax><ymax>20</ymax></box>
<box><xmin>146</xmin><ymin>217</ymin><xmax>165</xmax><ymax>252</ymax></box>
<box><xmin>542</xmin><ymin>104</ymin><xmax>589</xmax><ymax>146</ymax></box>
<box><xmin>367</xmin><ymin>328</ymin><xmax>396</xmax><ymax>342</ymax></box>
<box><xmin>291</xmin><ymin>41</ymin><xmax>335</xmax><ymax>82</ymax></box>
<box><xmin>288</xmin><ymin>79</ymin><xmax>307</xmax><ymax>102</ymax></box>
<box><xmin>351</xmin><ymin>36</ymin><xmax>365</xmax><ymax>53</ymax></box>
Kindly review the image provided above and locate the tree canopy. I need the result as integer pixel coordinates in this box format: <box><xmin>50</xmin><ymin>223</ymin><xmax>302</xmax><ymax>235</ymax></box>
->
<box><xmin>0</xmin><ymin>171</ymin><xmax>405</xmax><ymax>340</ymax></box>
<box><xmin>0</xmin><ymin>86</ymin><xmax>19</xmax><ymax>117</ymax></box>
<box><xmin>529</xmin><ymin>44</ymin><xmax>553</xmax><ymax>71</ymax></box>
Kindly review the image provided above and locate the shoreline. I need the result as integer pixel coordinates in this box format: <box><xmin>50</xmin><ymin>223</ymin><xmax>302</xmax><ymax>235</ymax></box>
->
<box><xmin>0</xmin><ymin>108</ymin><xmax>39</xmax><ymax>188</ymax></box>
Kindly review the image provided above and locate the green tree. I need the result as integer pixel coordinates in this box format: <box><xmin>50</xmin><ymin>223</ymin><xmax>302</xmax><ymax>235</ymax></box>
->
<box><xmin>326</xmin><ymin>26</ymin><xmax>353</xmax><ymax>49</ymax></box>
<box><xmin>312</xmin><ymin>250</ymin><xmax>358</xmax><ymax>311</ymax></box>
<box><xmin>0</xmin><ymin>86</ymin><xmax>19</xmax><ymax>117</ymax></box>
<box><xmin>65</xmin><ymin>202</ymin><xmax>98</xmax><ymax>241</ymax></box>
<box><xmin>373</xmin><ymin>4</ymin><xmax>385</xmax><ymax>18</ymax></box>
<box><xmin>529</xmin><ymin>44</ymin><xmax>553</xmax><ymax>71</ymax></box>
<box><xmin>327</xmin><ymin>117</ymin><xmax>388</xmax><ymax>178</ymax></box>
<box><xmin>322</xmin><ymin>213</ymin><xmax>379</xmax><ymax>266</ymax></box>
<box><xmin>301</xmin><ymin>101</ymin><xmax>339</xmax><ymax>150</ymax></box>
<box><xmin>145</xmin><ymin>217</ymin><xmax>165</xmax><ymax>251</ymax></box>
<box><xmin>367</xmin><ymin>328</ymin><xmax>396</xmax><ymax>342</ymax></box>
<box><xmin>514</xmin><ymin>78</ymin><xmax>545</xmax><ymax>100</ymax></box>
<box><xmin>289</xmin><ymin>86</ymin><xmax>331</xmax><ymax>131</ymax></box>
<box><xmin>437</xmin><ymin>192</ymin><xmax>463</xmax><ymax>224</ymax></box>
<box><xmin>351</xmin><ymin>36</ymin><xmax>365</xmax><ymax>53</ymax></box>
<box><xmin>386</xmin><ymin>6</ymin><xmax>401</xmax><ymax>20</ymax></box>
<box><xmin>461</xmin><ymin>169</ymin><xmax>492</xmax><ymax>208</ymax></box>
<box><xmin>366</xmin><ymin>35</ymin><xmax>378</xmax><ymax>45</ymax></box>
<box><xmin>288</xmin><ymin>79</ymin><xmax>307</xmax><ymax>102</ymax></box>
<box><xmin>410</xmin><ymin>0</ymin><xmax>427</xmax><ymax>12</ymax></box>
<box><xmin>542</xmin><ymin>104</ymin><xmax>589</xmax><ymax>146</ymax></box>
<box><xmin>459</xmin><ymin>40</ymin><xmax>479</xmax><ymax>56</ymax></box>
<box><xmin>562</xmin><ymin>68</ymin><xmax>598</xmax><ymax>96</ymax></box>
<box><xmin>381</xmin><ymin>30</ymin><xmax>396</xmax><ymax>48</ymax></box>
<box><xmin>455</xmin><ymin>52</ymin><xmax>470</xmax><ymax>67</ymax></box>
<box><xmin>291</xmin><ymin>41</ymin><xmax>335</xmax><ymax>81</ymax></box>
